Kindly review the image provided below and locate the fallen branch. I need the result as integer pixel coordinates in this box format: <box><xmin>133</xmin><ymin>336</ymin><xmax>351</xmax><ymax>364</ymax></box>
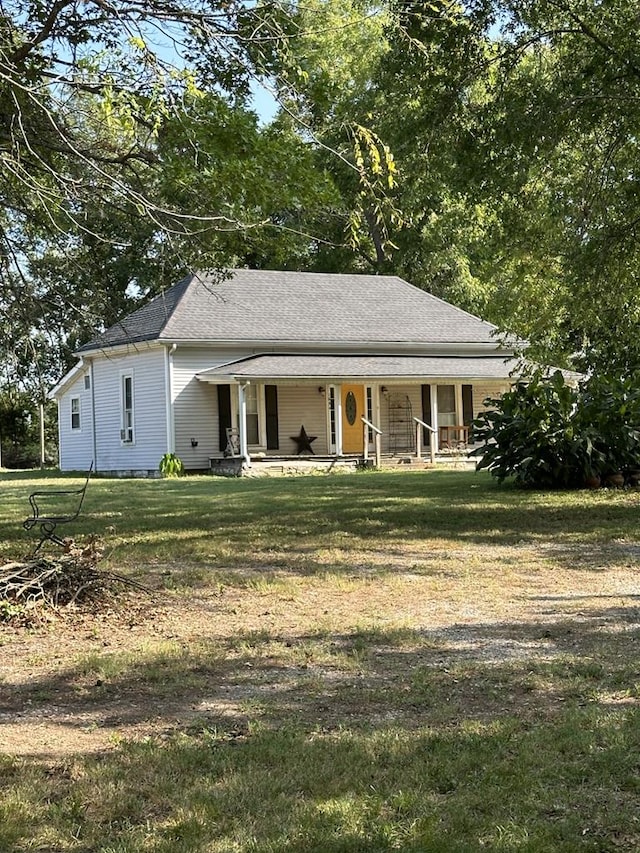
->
<box><xmin>0</xmin><ymin>537</ymin><xmax>149</xmax><ymax>618</ymax></box>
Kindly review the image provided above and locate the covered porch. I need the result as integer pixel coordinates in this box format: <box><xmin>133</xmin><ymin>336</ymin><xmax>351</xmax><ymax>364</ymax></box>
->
<box><xmin>195</xmin><ymin>353</ymin><xmax>514</xmax><ymax>474</ymax></box>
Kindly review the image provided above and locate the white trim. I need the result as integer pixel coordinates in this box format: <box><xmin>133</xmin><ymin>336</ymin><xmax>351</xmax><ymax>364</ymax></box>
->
<box><xmin>90</xmin><ymin>359</ymin><xmax>97</xmax><ymax>468</ymax></box>
<box><xmin>238</xmin><ymin>383</ymin><xmax>251</xmax><ymax>466</ymax></box>
<box><xmin>70</xmin><ymin>396</ymin><xmax>81</xmax><ymax>431</ymax></box>
<box><xmin>201</xmin><ymin>374</ymin><xmax>512</xmax><ymax>385</ymax></box>
<box><xmin>49</xmin><ymin>359</ymin><xmax>84</xmax><ymax>399</ymax></box>
<box><xmin>436</xmin><ymin>384</ymin><xmax>457</xmax><ymax>427</ymax></box>
<box><xmin>335</xmin><ymin>385</ymin><xmax>344</xmax><ymax>455</ymax></box>
<box><xmin>430</xmin><ymin>384</ymin><xmax>438</xmax><ymax>450</ymax></box>
<box><xmin>56</xmin><ymin>398</ymin><xmax>62</xmax><ymax>463</ymax></box>
<box><xmin>120</xmin><ymin>370</ymin><xmax>135</xmax><ymax>445</ymax></box>
<box><xmin>165</xmin><ymin>340</ymin><xmax>514</xmax><ymax>355</ymax></box>
<box><xmin>53</xmin><ymin>340</ymin><xmax>166</xmax><ymax>396</ymax></box>
<box><xmin>164</xmin><ymin>344</ymin><xmax>176</xmax><ymax>453</ymax></box>
<box><xmin>375</xmin><ymin>385</ymin><xmax>383</xmax><ymax>436</ymax></box>
<box><xmin>243</xmin><ymin>382</ymin><xmax>265</xmax><ymax>448</ymax></box>
<box><xmin>455</xmin><ymin>384</ymin><xmax>464</xmax><ymax>426</ymax></box>
<box><xmin>231</xmin><ymin>382</ymin><xmax>266</xmax><ymax>451</ymax></box>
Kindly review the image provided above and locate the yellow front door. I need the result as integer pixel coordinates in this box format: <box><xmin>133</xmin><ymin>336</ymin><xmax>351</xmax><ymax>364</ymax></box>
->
<box><xmin>341</xmin><ymin>385</ymin><xmax>365</xmax><ymax>453</ymax></box>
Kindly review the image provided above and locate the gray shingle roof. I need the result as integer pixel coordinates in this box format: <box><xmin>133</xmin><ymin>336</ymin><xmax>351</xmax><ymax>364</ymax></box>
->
<box><xmin>78</xmin><ymin>274</ymin><xmax>193</xmax><ymax>352</ymax></box>
<box><xmin>197</xmin><ymin>354</ymin><xmax>519</xmax><ymax>381</ymax></box>
<box><xmin>79</xmin><ymin>269</ymin><xmax>502</xmax><ymax>352</ymax></box>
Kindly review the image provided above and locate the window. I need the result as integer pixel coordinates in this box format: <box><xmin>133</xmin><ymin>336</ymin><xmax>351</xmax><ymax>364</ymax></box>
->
<box><xmin>71</xmin><ymin>397</ymin><xmax>80</xmax><ymax>430</ymax></box>
<box><xmin>84</xmin><ymin>374</ymin><xmax>91</xmax><ymax>390</ymax></box>
<box><xmin>120</xmin><ymin>373</ymin><xmax>134</xmax><ymax>443</ymax></box>
<box><xmin>437</xmin><ymin>385</ymin><xmax>457</xmax><ymax>426</ymax></box>
<box><xmin>328</xmin><ymin>386</ymin><xmax>336</xmax><ymax>449</ymax></box>
<box><xmin>244</xmin><ymin>384</ymin><xmax>259</xmax><ymax>445</ymax></box>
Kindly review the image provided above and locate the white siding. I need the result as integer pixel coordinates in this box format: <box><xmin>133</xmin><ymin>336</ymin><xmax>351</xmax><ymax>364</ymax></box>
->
<box><xmin>276</xmin><ymin>386</ymin><xmax>329</xmax><ymax>456</ymax></box>
<box><xmin>472</xmin><ymin>382</ymin><xmax>509</xmax><ymax>417</ymax></box>
<box><xmin>172</xmin><ymin>346</ymin><xmax>253</xmax><ymax>469</ymax></box>
<box><xmin>58</xmin><ymin>371</ymin><xmax>94</xmax><ymax>471</ymax></box>
<box><xmin>58</xmin><ymin>338</ymin><xmax>515</xmax><ymax>473</ymax></box>
<box><xmin>92</xmin><ymin>348</ymin><xmax>167</xmax><ymax>473</ymax></box>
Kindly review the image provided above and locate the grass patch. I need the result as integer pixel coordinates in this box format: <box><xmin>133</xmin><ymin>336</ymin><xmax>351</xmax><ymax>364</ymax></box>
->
<box><xmin>1</xmin><ymin>468</ymin><xmax>639</xmax><ymax>573</ymax></box>
<box><xmin>3</xmin><ymin>708</ymin><xmax>640</xmax><ymax>852</ymax></box>
<box><xmin>1</xmin><ymin>468</ymin><xmax>640</xmax><ymax>850</ymax></box>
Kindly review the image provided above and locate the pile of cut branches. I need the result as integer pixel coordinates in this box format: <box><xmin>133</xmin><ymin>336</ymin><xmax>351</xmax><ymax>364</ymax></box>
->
<box><xmin>0</xmin><ymin>538</ymin><xmax>147</xmax><ymax>623</ymax></box>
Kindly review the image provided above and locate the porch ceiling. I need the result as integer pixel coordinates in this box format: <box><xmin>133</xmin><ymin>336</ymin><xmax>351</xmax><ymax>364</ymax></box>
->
<box><xmin>196</xmin><ymin>353</ymin><xmax>521</xmax><ymax>384</ymax></box>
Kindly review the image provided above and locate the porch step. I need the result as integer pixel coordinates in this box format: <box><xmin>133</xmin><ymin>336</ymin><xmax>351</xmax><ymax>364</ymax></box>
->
<box><xmin>380</xmin><ymin>452</ymin><xmax>477</xmax><ymax>469</ymax></box>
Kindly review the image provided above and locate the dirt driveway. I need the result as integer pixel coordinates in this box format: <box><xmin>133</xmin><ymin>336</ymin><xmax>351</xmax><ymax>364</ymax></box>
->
<box><xmin>2</xmin><ymin>539</ymin><xmax>640</xmax><ymax>758</ymax></box>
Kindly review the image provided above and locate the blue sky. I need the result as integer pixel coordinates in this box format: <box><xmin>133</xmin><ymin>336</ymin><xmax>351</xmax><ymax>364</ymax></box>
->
<box><xmin>250</xmin><ymin>79</ymin><xmax>279</xmax><ymax>124</ymax></box>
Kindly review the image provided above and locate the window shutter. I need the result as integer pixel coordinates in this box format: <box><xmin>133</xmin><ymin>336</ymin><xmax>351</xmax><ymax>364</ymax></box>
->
<box><xmin>265</xmin><ymin>385</ymin><xmax>279</xmax><ymax>450</ymax></box>
<box><xmin>462</xmin><ymin>384</ymin><xmax>473</xmax><ymax>427</ymax></box>
<box><xmin>217</xmin><ymin>385</ymin><xmax>232</xmax><ymax>452</ymax></box>
<box><xmin>421</xmin><ymin>384</ymin><xmax>432</xmax><ymax>445</ymax></box>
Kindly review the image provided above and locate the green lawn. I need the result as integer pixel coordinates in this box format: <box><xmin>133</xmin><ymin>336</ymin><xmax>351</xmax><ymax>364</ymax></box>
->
<box><xmin>1</xmin><ymin>468</ymin><xmax>640</xmax><ymax>852</ymax></box>
<box><xmin>2</xmin><ymin>467</ymin><xmax>637</xmax><ymax>568</ymax></box>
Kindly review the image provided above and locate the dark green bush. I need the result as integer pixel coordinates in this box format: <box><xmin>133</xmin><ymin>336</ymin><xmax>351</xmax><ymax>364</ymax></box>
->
<box><xmin>473</xmin><ymin>369</ymin><xmax>640</xmax><ymax>488</ymax></box>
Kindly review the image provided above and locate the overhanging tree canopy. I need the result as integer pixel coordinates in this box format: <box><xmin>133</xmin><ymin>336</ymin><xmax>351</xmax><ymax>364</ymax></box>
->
<box><xmin>4</xmin><ymin>0</ymin><xmax>640</xmax><ymax>404</ymax></box>
<box><xmin>1</xmin><ymin>0</ymin><xmax>403</xmax><ymax>396</ymax></box>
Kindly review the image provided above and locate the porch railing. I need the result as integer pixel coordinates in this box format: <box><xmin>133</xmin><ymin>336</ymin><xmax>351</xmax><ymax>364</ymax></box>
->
<box><xmin>413</xmin><ymin>417</ymin><xmax>436</xmax><ymax>464</ymax></box>
<box><xmin>361</xmin><ymin>417</ymin><xmax>382</xmax><ymax>468</ymax></box>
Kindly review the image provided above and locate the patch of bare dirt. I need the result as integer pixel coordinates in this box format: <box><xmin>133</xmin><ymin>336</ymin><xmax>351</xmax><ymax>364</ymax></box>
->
<box><xmin>1</xmin><ymin>541</ymin><xmax>639</xmax><ymax>757</ymax></box>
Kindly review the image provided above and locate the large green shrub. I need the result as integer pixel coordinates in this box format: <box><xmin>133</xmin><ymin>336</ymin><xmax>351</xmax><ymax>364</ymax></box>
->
<box><xmin>576</xmin><ymin>374</ymin><xmax>640</xmax><ymax>476</ymax></box>
<box><xmin>473</xmin><ymin>369</ymin><xmax>640</xmax><ymax>488</ymax></box>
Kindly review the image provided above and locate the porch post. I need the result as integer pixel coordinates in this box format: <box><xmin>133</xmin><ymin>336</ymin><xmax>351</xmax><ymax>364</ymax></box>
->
<box><xmin>335</xmin><ymin>385</ymin><xmax>343</xmax><ymax>455</ymax></box>
<box><xmin>238</xmin><ymin>382</ymin><xmax>251</xmax><ymax>467</ymax></box>
<box><xmin>430</xmin><ymin>383</ymin><xmax>439</xmax><ymax>452</ymax></box>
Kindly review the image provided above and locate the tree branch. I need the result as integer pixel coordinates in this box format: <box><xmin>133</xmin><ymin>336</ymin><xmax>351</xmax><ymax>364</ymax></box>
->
<box><xmin>6</xmin><ymin>0</ymin><xmax>75</xmax><ymax>66</ymax></box>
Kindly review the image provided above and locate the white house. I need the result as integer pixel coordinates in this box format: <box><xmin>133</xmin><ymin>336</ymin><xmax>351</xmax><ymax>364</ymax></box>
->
<box><xmin>51</xmin><ymin>269</ymin><xmax>522</xmax><ymax>475</ymax></box>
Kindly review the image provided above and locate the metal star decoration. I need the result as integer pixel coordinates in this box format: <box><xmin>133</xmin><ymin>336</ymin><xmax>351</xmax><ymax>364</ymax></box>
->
<box><xmin>290</xmin><ymin>425</ymin><xmax>317</xmax><ymax>455</ymax></box>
